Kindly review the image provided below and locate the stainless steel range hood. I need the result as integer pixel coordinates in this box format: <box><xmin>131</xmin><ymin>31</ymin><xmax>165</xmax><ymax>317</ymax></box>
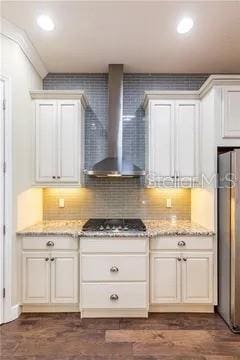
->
<box><xmin>85</xmin><ymin>64</ymin><xmax>145</xmax><ymax>177</ymax></box>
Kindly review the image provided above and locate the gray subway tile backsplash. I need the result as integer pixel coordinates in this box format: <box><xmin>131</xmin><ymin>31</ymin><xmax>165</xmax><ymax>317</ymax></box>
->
<box><xmin>43</xmin><ymin>73</ymin><xmax>208</xmax><ymax>220</ymax></box>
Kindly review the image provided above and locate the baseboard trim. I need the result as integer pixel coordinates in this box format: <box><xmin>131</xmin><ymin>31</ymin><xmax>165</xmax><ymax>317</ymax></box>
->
<box><xmin>81</xmin><ymin>308</ymin><xmax>148</xmax><ymax>318</ymax></box>
<box><xmin>21</xmin><ymin>304</ymin><xmax>214</xmax><ymax>315</ymax></box>
<box><xmin>22</xmin><ymin>304</ymin><xmax>80</xmax><ymax>313</ymax></box>
<box><xmin>149</xmin><ymin>304</ymin><xmax>214</xmax><ymax>313</ymax></box>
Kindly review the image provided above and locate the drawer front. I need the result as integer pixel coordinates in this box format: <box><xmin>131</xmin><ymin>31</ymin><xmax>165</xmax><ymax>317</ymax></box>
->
<box><xmin>81</xmin><ymin>255</ymin><xmax>147</xmax><ymax>282</ymax></box>
<box><xmin>151</xmin><ymin>236</ymin><xmax>213</xmax><ymax>251</ymax></box>
<box><xmin>80</xmin><ymin>237</ymin><xmax>148</xmax><ymax>253</ymax></box>
<box><xmin>81</xmin><ymin>283</ymin><xmax>147</xmax><ymax>309</ymax></box>
<box><xmin>22</xmin><ymin>236</ymin><xmax>78</xmax><ymax>250</ymax></box>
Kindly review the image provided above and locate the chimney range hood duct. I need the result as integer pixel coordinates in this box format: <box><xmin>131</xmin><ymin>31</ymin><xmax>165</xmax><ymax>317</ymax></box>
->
<box><xmin>85</xmin><ymin>64</ymin><xmax>145</xmax><ymax>177</ymax></box>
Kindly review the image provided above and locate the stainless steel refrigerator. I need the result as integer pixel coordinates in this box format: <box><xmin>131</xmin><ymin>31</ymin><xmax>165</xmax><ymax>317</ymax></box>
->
<box><xmin>218</xmin><ymin>149</ymin><xmax>240</xmax><ymax>333</ymax></box>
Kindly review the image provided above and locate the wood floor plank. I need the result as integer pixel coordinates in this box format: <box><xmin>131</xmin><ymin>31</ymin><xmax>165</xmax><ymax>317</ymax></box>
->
<box><xmin>133</xmin><ymin>341</ymin><xmax>240</xmax><ymax>358</ymax></box>
<box><xmin>106</xmin><ymin>329</ymin><xmax>214</xmax><ymax>343</ymax></box>
<box><xmin>14</xmin><ymin>341</ymin><xmax>133</xmax><ymax>357</ymax></box>
<box><xmin>120</xmin><ymin>313</ymin><xmax>228</xmax><ymax>330</ymax></box>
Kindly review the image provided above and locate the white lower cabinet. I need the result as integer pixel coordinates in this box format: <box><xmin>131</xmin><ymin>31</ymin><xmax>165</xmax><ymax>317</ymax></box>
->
<box><xmin>22</xmin><ymin>252</ymin><xmax>50</xmax><ymax>304</ymax></box>
<box><xmin>82</xmin><ymin>283</ymin><xmax>147</xmax><ymax>309</ymax></box>
<box><xmin>150</xmin><ymin>251</ymin><xmax>214</xmax><ymax>305</ymax></box>
<box><xmin>182</xmin><ymin>253</ymin><xmax>213</xmax><ymax>304</ymax></box>
<box><xmin>150</xmin><ymin>253</ymin><xmax>181</xmax><ymax>304</ymax></box>
<box><xmin>80</xmin><ymin>237</ymin><xmax>149</xmax><ymax>317</ymax></box>
<box><xmin>22</xmin><ymin>250</ymin><xmax>78</xmax><ymax>305</ymax></box>
<box><xmin>50</xmin><ymin>252</ymin><xmax>78</xmax><ymax>304</ymax></box>
<box><xmin>21</xmin><ymin>235</ymin><xmax>215</xmax><ymax>314</ymax></box>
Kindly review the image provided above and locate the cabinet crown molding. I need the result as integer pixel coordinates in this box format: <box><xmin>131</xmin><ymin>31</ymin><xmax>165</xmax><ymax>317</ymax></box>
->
<box><xmin>143</xmin><ymin>74</ymin><xmax>240</xmax><ymax>108</ymax></box>
<box><xmin>30</xmin><ymin>90</ymin><xmax>89</xmax><ymax>108</ymax></box>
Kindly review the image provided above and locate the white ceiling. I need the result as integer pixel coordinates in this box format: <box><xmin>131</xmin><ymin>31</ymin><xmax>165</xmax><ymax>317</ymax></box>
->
<box><xmin>2</xmin><ymin>1</ymin><xmax>240</xmax><ymax>73</ymax></box>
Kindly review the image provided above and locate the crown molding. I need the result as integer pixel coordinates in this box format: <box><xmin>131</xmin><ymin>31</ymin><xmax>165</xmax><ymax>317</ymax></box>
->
<box><xmin>30</xmin><ymin>90</ymin><xmax>89</xmax><ymax>108</ymax></box>
<box><xmin>143</xmin><ymin>74</ymin><xmax>240</xmax><ymax>107</ymax></box>
<box><xmin>142</xmin><ymin>91</ymin><xmax>199</xmax><ymax>108</ymax></box>
<box><xmin>0</xmin><ymin>17</ymin><xmax>48</xmax><ymax>79</ymax></box>
<box><xmin>198</xmin><ymin>74</ymin><xmax>240</xmax><ymax>98</ymax></box>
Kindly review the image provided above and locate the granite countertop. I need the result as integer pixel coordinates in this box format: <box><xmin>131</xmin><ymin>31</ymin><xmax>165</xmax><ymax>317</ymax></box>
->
<box><xmin>144</xmin><ymin>220</ymin><xmax>214</xmax><ymax>236</ymax></box>
<box><xmin>17</xmin><ymin>220</ymin><xmax>86</xmax><ymax>237</ymax></box>
<box><xmin>17</xmin><ymin>219</ymin><xmax>215</xmax><ymax>237</ymax></box>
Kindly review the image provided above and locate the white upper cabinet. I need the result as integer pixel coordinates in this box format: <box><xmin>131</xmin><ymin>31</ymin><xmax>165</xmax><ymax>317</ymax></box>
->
<box><xmin>57</xmin><ymin>101</ymin><xmax>79</xmax><ymax>182</ymax></box>
<box><xmin>175</xmin><ymin>101</ymin><xmax>199</xmax><ymax>178</ymax></box>
<box><xmin>148</xmin><ymin>101</ymin><xmax>174</xmax><ymax>178</ymax></box>
<box><xmin>36</xmin><ymin>101</ymin><xmax>57</xmax><ymax>183</ymax></box>
<box><xmin>222</xmin><ymin>86</ymin><xmax>240</xmax><ymax>138</ymax></box>
<box><xmin>145</xmin><ymin>96</ymin><xmax>200</xmax><ymax>186</ymax></box>
<box><xmin>32</xmin><ymin>91</ymin><xmax>87</xmax><ymax>186</ymax></box>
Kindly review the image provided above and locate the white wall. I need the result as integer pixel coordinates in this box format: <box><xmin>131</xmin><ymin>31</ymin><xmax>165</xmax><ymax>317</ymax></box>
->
<box><xmin>1</xmin><ymin>34</ymin><xmax>43</xmax><ymax>305</ymax></box>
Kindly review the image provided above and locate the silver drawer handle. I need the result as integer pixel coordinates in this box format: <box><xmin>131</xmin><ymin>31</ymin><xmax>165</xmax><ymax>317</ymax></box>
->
<box><xmin>46</xmin><ymin>241</ymin><xmax>54</xmax><ymax>247</ymax></box>
<box><xmin>110</xmin><ymin>294</ymin><xmax>119</xmax><ymax>301</ymax></box>
<box><xmin>110</xmin><ymin>266</ymin><xmax>119</xmax><ymax>273</ymax></box>
<box><xmin>178</xmin><ymin>241</ymin><xmax>186</xmax><ymax>247</ymax></box>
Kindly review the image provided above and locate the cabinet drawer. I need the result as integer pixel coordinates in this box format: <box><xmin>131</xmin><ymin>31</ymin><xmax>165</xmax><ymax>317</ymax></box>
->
<box><xmin>150</xmin><ymin>236</ymin><xmax>213</xmax><ymax>251</ymax></box>
<box><xmin>22</xmin><ymin>236</ymin><xmax>78</xmax><ymax>250</ymax></box>
<box><xmin>80</xmin><ymin>237</ymin><xmax>148</xmax><ymax>253</ymax></box>
<box><xmin>81</xmin><ymin>255</ymin><xmax>147</xmax><ymax>282</ymax></box>
<box><xmin>81</xmin><ymin>283</ymin><xmax>147</xmax><ymax>309</ymax></box>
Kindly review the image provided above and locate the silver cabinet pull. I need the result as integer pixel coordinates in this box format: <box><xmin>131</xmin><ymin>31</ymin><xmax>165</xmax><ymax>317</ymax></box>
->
<box><xmin>178</xmin><ymin>241</ymin><xmax>186</xmax><ymax>247</ymax></box>
<box><xmin>110</xmin><ymin>266</ymin><xmax>119</xmax><ymax>273</ymax></box>
<box><xmin>110</xmin><ymin>294</ymin><xmax>119</xmax><ymax>301</ymax></box>
<box><xmin>177</xmin><ymin>257</ymin><xmax>182</xmax><ymax>262</ymax></box>
<box><xmin>50</xmin><ymin>257</ymin><xmax>55</xmax><ymax>261</ymax></box>
<box><xmin>45</xmin><ymin>257</ymin><xmax>49</xmax><ymax>261</ymax></box>
<box><xmin>183</xmin><ymin>257</ymin><xmax>187</xmax><ymax>261</ymax></box>
<box><xmin>46</xmin><ymin>241</ymin><xmax>54</xmax><ymax>247</ymax></box>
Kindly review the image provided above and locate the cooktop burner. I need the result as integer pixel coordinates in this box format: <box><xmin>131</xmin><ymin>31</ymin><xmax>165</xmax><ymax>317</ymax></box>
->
<box><xmin>82</xmin><ymin>219</ymin><xmax>146</xmax><ymax>232</ymax></box>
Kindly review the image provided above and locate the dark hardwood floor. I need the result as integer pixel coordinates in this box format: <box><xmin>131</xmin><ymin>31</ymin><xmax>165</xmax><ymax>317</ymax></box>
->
<box><xmin>1</xmin><ymin>312</ymin><xmax>240</xmax><ymax>360</ymax></box>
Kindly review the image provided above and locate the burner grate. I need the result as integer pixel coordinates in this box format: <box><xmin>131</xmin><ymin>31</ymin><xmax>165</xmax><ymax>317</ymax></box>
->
<box><xmin>82</xmin><ymin>218</ymin><xmax>146</xmax><ymax>232</ymax></box>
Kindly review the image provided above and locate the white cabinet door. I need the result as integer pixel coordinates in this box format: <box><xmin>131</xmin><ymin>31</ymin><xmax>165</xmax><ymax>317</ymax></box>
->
<box><xmin>58</xmin><ymin>101</ymin><xmax>79</xmax><ymax>182</ymax></box>
<box><xmin>22</xmin><ymin>252</ymin><xmax>50</xmax><ymax>304</ymax></box>
<box><xmin>36</xmin><ymin>101</ymin><xmax>57</xmax><ymax>182</ymax></box>
<box><xmin>222</xmin><ymin>86</ymin><xmax>240</xmax><ymax>138</ymax></box>
<box><xmin>150</xmin><ymin>252</ymin><xmax>181</xmax><ymax>304</ymax></box>
<box><xmin>182</xmin><ymin>252</ymin><xmax>213</xmax><ymax>304</ymax></box>
<box><xmin>50</xmin><ymin>252</ymin><xmax>78</xmax><ymax>304</ymax></box>
<box><xmin>175</xmin><ymin>100</ymin><xmax>199</xmax><ymax>178</ymax></box>
<box><xmin>149</xmin><ymin>100</ymin><xmax>175</xmax><ymax>178</ymax></box>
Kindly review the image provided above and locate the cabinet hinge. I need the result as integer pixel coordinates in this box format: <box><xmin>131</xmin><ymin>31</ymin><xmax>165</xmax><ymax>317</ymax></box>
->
<box><xmin>2</xmin><ymin>99</ymin><xmax>6</xmax><ymax>111</ymax></box>
<box><xmin>3</xmin><ymin>224</ymin><xmax>6</xmax><ymax>236</ymax></box>
<box><xmin>3</xmin><ymin>288</ymin><xmax>6</xmax><ymax>298</ymax></box>
<box><xmin>3</xmin><ymin>161</ymin><xmax>6</xmax><ymax>174</ymax></box>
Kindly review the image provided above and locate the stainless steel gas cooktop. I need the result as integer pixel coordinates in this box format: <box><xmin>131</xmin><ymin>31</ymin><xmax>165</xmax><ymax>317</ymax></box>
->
<box><xmin>82</xmin><ymin>219</ymin><xmax>146</xmax><ymax>232</ymax></box>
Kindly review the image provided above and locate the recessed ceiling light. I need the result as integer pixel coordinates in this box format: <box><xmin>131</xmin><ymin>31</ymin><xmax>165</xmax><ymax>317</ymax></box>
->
<box><xmin>37</xmin><ymin>15</ymin><xmax>55</xmax><ymax>31</ymax></box>
<box><xmin>177</xmin><ymin>17</ymin><xmax>194</xmax><ymax>34</ymax></box>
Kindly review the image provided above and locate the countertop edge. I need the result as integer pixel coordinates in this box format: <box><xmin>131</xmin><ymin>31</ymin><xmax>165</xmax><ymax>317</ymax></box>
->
<box><xmin>17</xmin><ymin>230</ymin><xmax>215</xmax><ymax>237</ymax></box>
